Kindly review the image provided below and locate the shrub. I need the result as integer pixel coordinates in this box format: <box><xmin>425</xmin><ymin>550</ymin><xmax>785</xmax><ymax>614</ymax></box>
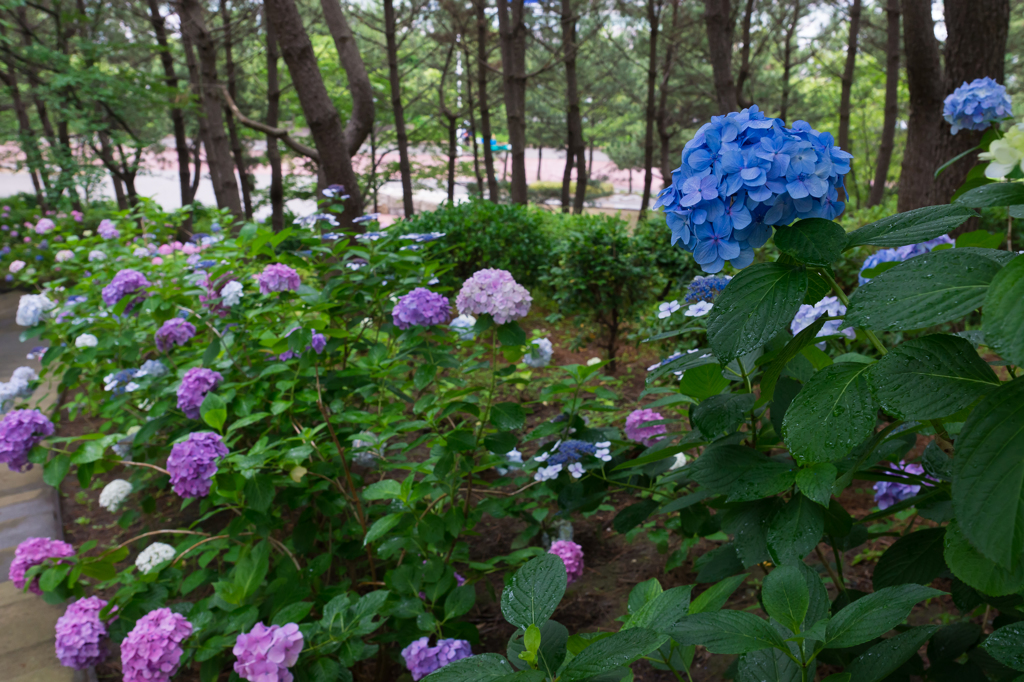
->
<box><xmin>526</xmin><ymin>180</ymin><xmax>614</xmax><ymax>205</ymax></box>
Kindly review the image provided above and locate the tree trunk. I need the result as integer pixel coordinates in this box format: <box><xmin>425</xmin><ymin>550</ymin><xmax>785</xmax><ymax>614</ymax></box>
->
<box><xmin>496</xmin><ymin>0</ymin><xmax>529</xmax><ymax>205</ymax></box>
<box><xmin>476</xmin><ymin>0</ymin><xmax>500</xmax><ymax>202</ymax></box>
<box><xmin>561</xmin><ymin>145</ymin><xmax>574</xmax><ymax>212</ymax></box>
<box><xmin>704</xmin><ymin>0</ymin><xmax>739</xmax><ymax>113</ymax></box>
<box><xmin>837</xmin><ymin>0</ymin><xmax>861</xmax><ymax>153</ymax></box>
<box><xmin>779</xmin><ymin>0</ymin><xmax>801</xmax><ymax>122</ymax></box>
<box><xmin>461</xmin><ymin>40</ymin><xmax>485</xmax><ymax>197</ymax></box>
<box><xmin>735</xmin><ymin>0</ymin><xmax>756</xmax><ymax>107</ymax></box>
<box><xmin>536</xmin><ymin>146</ymin><xmax>542</xmax><ymax>181</ymax></box>
<box><xmin>562</xmin><ymin>0</ymin><xmax>587</xmax><ymax>215</ymax></box>
<box><xmin>264</xmin><ymin>0</ymin><xmax>364</xmax><ymax>225</ymax></box>
<box><xmin>266</xmin><ymin>12</ymin><xmax>285</xmax><ymax>231</ymax></box>
<box><xmin>320</xmin><ymin>0</ymin><xmax>375</xmax><ymax>155</ymax></box>
<box><xmin>178</xmin><ymin>0</ymin><xmax>243</xmax><ymax>217</ymax></box>
<box><xmin>383</xmin><ymin>0</ymin><xmax>415</xmax><ymax>216</ymax></box>
<box><xmin>656</xmin><ymin>0</ymin><xmax>680</xmax><ymax>189</ymax></box>
<box><xmin>868</xmin><ymin>0</ymin><xmax>899</xmax><ymax>207</ymax></box>
<box><xmin>0</xmin><ymin>66</ymin><xmax>48</xmax><ymax>207</ymax></box>
<box><xmin>640</xmin><ymin>0</ymin><xmax>661</xmax><ymax>219</ymax></box>
<box><xmin>146</xmin><ymin>0</ymin><xmax>192</xmax><ymax>210</ymax></box>
<box><xmin>220</xmin><ymin>0</ymin><xmax>254</xmax><ymax>219</ymax></box>
<box><xmin>447</xmin><ymin>115</ymin><xmax>458</xmax><ymax>203</ymax></box>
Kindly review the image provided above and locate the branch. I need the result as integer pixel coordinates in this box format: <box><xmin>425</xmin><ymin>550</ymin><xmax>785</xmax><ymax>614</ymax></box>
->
<box><xmin>220</xmin><ymin>86</ymin><xmax>320</xmax><ymax>161</ymax></box>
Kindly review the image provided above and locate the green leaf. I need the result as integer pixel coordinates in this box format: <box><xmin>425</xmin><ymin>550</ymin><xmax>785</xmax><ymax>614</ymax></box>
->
<box><xmin>445</xmin><ymin>429</ymin><xmax>477</xmax><ymax>453</ymax></box>
<box><xmin>845</xmin><ymin>204</ymin><xmax>976</xmax><ymax>248</ymax></box>
<box><xmin>612</xmin><ymin>499</ymin><xmax>659</xmax><ymax>534</ymax></box>
<box><xmin>943</xmin><ymin>519</ymin><xmax>1024</xmax><ymax>596</ymax></box>
<box><xmin>500</xmin><ymin>554</ymin><xmax>567</xmax><ymax>629</ymax></box>
<box><xmin>645</xmin><ymin>348</ymin><xmax>718</xmax><ymax>386</ymax></box>
<box><xmin>824</xmin><ymin>584</ymin><xmax>943</xmax><ymax>648</ymax></box>
<box><xmin>872</xmin><ymin>527</ymin><xmax>947</xmax><ymax>590</ymax></box>
<box><xmin>200</xmin><ymin>392</ymin><xmax>227</xmax><ymax>431</ymax></box>
<box><xmin>956</xmin><ymin>229</ymin><xmax>1006</xmax><ymax>249</ymax></box>
<box><xmin>981</xmin><ymin>622</ymin><xmax>1024</xmax><ymax>672</ymax></box>
<box><xmin>272</xmin><ymin>602</ymin><xmax>313</xmax><ymax>626</ymax></box>
<box><xmin>364</xmin><ymin>513</ymin><xmax>404</xmax><ymax>545</ymax></box>
<box><xmin>507</xmin><ymin>619</ymin><xmax>568</xmax><ymax>673</ymax></box>
<box><xmin>795</xmin><ymin>463</ymin><xmax>836</xmax><ymax>507</ymax></box>
<box><xmin>774</xmin><ymin>218</ymin><xmax>848</xmax><ymax>266</ymax></box>
<box><xmin>490</xmin><ymin>403</ymin><xmax>527</xmax><ymax>431</ymax></box>
<box><xmin>497</xmin><ymin>321</ymin><xmax>527</xmax><ymax>347</ymax></box>
<box><xmin>689</xmin><ymin>574</ymin><xmax>746</xmax><ymax>614</ymax></box>
<box><xmin>422</xmin><ymin>654</ymin><xmax>515</xmax><ymax>681</ymax></box>
<box><xmin>243</xmin><ymin>475</ymin><xmax>275</xmax><ymax>514</ymax></box>
<box><xmin>736</xmin><ymin>649</ymin><xmax>801</xmax><ymax>682</ymax></box>
<box><xmin>844</xmin><ymin>626</ymin><xmax>938</xmax><ymax>682</ymax></box>
<box><xmin>363</xmin><ymin>480</ymin><xmax>403</xmax><ymax>501</ymax></box>
<box><xmin>951</xmin><ymin>377</ymin><xmax>1024</xmax><ymax>569</ymax></box>
<box><xmin>706</xmin><ymin>263</ymin><xmax>809</xmax><ymax>364</ymax></box>
<box><xmin>559</xmin><ymin>628</ymin><xmax>667</xmax><ymax>681</ymax></box>
<box><xmin>783</xmin><ymin>363</ymin><xmax>877</xmax><ymax>464</ymax></box>
<box><xmin>955</xmin><ymin>181</ymin><xmax>1024</xmax><ymax>207</ymax></box>
<box><xmin>845</xmin><ymin>250</ymin><xmax>1001</xmax><ymax>331</ymax></box>
<box><xmin>627</xmin><ymin>578</ymin><xmax>663</xmax><ymax>614</ymax></box>
<box><xmin>202</xmin><ymin>337</ymin><xmax>221</xmax><ymax>366</ymax></box>
<box><xmin>690</xmin><ymin>445</ymin><xmax>796</xmax><ymax>502</ymax></box>
<box><xmin>43</xmin><ymin>454</ymin><xmax>71</xmax><ymax>487</ymax></box>
<box><xmin>231</xmin><ymin>542</ymin><xmax>271</xmax><ymax>603</ymax></box>
<box><xmin>624</xmin><ymin>586</ymin><xmax>693</xmax><ymax>633</ymax></box>
<box><xmin>668</xmin><ymin>611</ymin><xmax>788</xmax><ymax>654</ymax></box>
<box><xmin>982</xmin><ymin>255</ymin><xmax>1024</xmax><ymax>367</ymax></box>
<box><xmin>691</xmin><ymin>394</ymin><xmax>755</xmax><ymax>438</ymax></box>
<box><xmin>766</xmin><ymin>493</ymin><xmax>825</xmax><ymax>565</ymax></box>
<box><xmin>761</xmin><ymin>564</ymin><xmax>809</xmax><ymax>634</ymax></box>
<box><xmin>445</xmin><ymin>585</ymin><xmax>476</xmax><ymax>620</ymax></box>
<box><xmin>677</xmin><ymin>363</ymin><xmax>730</xmax><ymax>400</ymax></box>
<box><xmin>869</xmin><ymin>334</ymin><xmax>1000</xmax><ymax>420</ymax></box>
<box><xmin>484</xmin><ymin>432</ymin><xmax>517</xmax><ymax>455</ymax></box>
<box><xmin>756</xmin><ymin>317</ymin><xmax>828</xmax><ymax>408</ymax></box>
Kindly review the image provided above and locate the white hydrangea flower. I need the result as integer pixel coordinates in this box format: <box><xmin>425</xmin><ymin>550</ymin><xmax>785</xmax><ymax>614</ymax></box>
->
<box><xmin>523</xmin><ymin>338</ymin><xmax>553</xmax><ymax>368</ymax></box>
<box><xmin>586</xmin><ymin>357</ymin><xmax>602</xmax><ymax>366</ymax></box>
<box><xmin>11</xmin><ymin>366</ymin><xmax>37</xmax><ymax>389</ymax></box>
<box><xmin>534</xmin><ymin>464</ymin><xmax>563</xmax><ymax>482</ymax></box>
<box><xmin>594</xmin><ymin>441</ymin><xmax>612</xmax><ymax>462</ymax></box>
<box><xmin>449</xmin><ymin>314</ymin><xmax>477</xmax><ymax>341</ymax></box>
<box><xmin>221</xmin><ymin>280</ymin><xmax>244</xmax><ymax>307</ymax></box>
<box><xmin>135</xmin><ymin>542</ymin><xmax>176</xmax><ymax>573</ymax></box>
<box><xmin>99</xmin><ymin>479</ymin><xmax>132</xmax><ymax>512</ymax></box>
<box><xmin>658</xmin><ymin>300</ymin><xmax>680</xmax><ymax>319</ymax></box>
<box><xmin>87</xmin><ymin>250</ymin><xmax>107</xmax><ymax>262</ymax></box>
<box><xmin>75</xmin><ymin>333</ymin><xmax>98</xmax><ymax>348</ymax></box>
<box><xmin>16</xmin><ymin>294</ymin><xmax>55</xmax><ymax>326</ymax></box>
<box><xmin>55</xmin><ymin>249</ymin><xmax>74</xmax><ymax>263</ymax></box>
<box><xmin>567</xmin><ymin>462</ymin><xmax>584</xmax><ymax>478</ymax></box>
<box><xmin>685</xmin><ymin>301</ymin><xmax>714</xmax><ymax>317</ymax></box>
<box><xmin>669</xmin><ymin>453</ymin><xmax>688</xmax><ymax>471</ymax></box>
<box><xmin>495</xmin><ymin>448</ymin><xmax>523</xmax><ymax>475</ymax></box>
<box><xmin>136</xmin><ymin>360</ymin><xmax>167</xmax><ymax>378</ymax></box>
<box><xmin>133</xmin><ymin>247</ymin><xmax>150</xmax><ymax>257</ymax></box>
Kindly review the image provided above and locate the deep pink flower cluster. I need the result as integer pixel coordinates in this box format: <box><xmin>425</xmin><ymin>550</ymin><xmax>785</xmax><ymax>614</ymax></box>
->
<box><xmin>392</xmin><ymin>288</ymin><xmax>450</xmax><ymax>330</ymax></box>
<box><xmin>155</xmin><ymin>318</ymin><xmax>197</xmax><ymax>352</ymax></box>
<box><xmin>121</xmin><ymin>608</ymin><xmax>192</xmax><ymax>682</ymax></box>
<box><xmin>97</xmin><ymin>219</ymin><xmax>120</xmax><ymax>240</ymax></box>
<box><xmin>624</xmin><ymin>408</ymin><xmax>667</xmax><ymax>447</ymax></box>
<box><xmin>55</xmin><ymin>596</ymin><xmax>113</xmax><ymax>669</ymax></box>
<box><xmin>455</xmin><ymin>269</ymin><xmax>532</xmax><ymax>324</ymax></box>
<box><xmin>101</xmin><ymin>269</ymin><xmax>151</xmax><ymax>307</ymax></box>
<box><xmin>8</xmin><ymin>536</ymin><xmax>74</xmax><ymax>594</ymax></box>
<box><xmin>401</xmin><ymin>637</ymin><xmax>472</xmax><ymax>680</ymax></box>
<box><xmin>257</xmin><ymin>264</ymin><xmax>300</xmax><ymax>294</ymax></box>
<box><xmin>0</xmin><ymin>408</ymin><xmax>55</xmax><ymax>471</ymax></box>
<box><xmin>233</xmin><ymin>622</ymin><xmax>304</xmax><ymax>682</ymax></box>
<box><xmin>176</xmin><ymin>367</ymin><xmax>223</xmax><ymax>419</ymax></box>
<box><xmin>167</xmin><ymin>432</ymin><xmax>228</xmax><ymax>498</ymax></box>
<box><xmin>548</xmin><ymin>540</ymin><xmax>584</xmax><ymax>584</ymax></box>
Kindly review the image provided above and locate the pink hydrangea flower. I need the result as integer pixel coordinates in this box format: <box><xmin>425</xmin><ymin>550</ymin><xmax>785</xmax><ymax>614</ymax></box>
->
<box><xmin>0</xmin><ymin>409</ymin><xmax>55</xmax><ymax>471</ymax></box>
<box><xmin>9</xmin><ymin>536</ymin><xmax>74</xmax><ymax>594</ymax></box>
<box><xmin>155</xmin><ymin>318</ymin><xmax>197</xmax><ymax>352</ymax></box>
<box><xmin>55</xmin><ymin>596</ymin><xmax>114</xmax><ymax>669</ymax></box>
<box><xmin>167</xmin><ymin>432</ymin><xmax>228</xmax><ymax>498</ymax></box>
<box><xmin>176</xmin><ymin>367</ymin><xmax>223</xmax><ymax>419</ymax></box>
<box><xmin>548</xmin><ymin>540</ymin><xmax>584</xmax><ymax>584</ymax></box>
<box><xmin>157</xmin><ymin>244</ymin><xmax>173</xmax><ymax>256</ymax></box>
<box><xmin>392</xmin><ymin>288</ymin><xmax>450</xmax><ymax>330</ymax></box>
<box><xmin>120</xmin><ymin>608</ymin><xmax>192</xmax><ymax>682</ymax></box>
<box><xmin>455</xmin><ymin>268</ymin><xmax>532</xmax><ymax>324</ymax></box>
<box><xmin>401</xmin><ymin>637</ymin><xmax>472</xmax><ymax>680</ymax></box>
<box><xmin>624</xmin><ymin>408</ymin><xmax>667</xmax><ymax>447</ymax></box>
<box><xmin>233</xmin><ymin>622</ymin><xmax>304</xmax><ymax>682</ymax></box>
<box><xmin>34</xmin><ymin>218</ymin><xmax>54</xmax><ymax>234</ymax></box>
<box><xmin>257</xmin><ymin>264</ymin><xmax>300</xmax><ymax>294</ymax></box>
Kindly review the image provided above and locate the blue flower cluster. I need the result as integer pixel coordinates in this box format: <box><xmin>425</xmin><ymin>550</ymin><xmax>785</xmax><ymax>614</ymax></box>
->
<box><xmin>683</xmin><ymin>275</ymin><xmax>731</xmax><ymax>305</ymax></box>
<box><xmin>549</xmin><ymin>439</ymin><xmax>596</xmax><ymax>466</ymax></box>
<box><xmin>656</xmin><ymin>106</ymin><xmax>852</xmax><ymax>273</ymax></box>
<box><xmin>858</xmin><ymin>235</ymin><xmax>953</xmax><ymax>285</ymax></box>
<box><xmin>943</xmin><ymin>78</ymin><xmax>1012</xmax><ymax>135</ymax></box>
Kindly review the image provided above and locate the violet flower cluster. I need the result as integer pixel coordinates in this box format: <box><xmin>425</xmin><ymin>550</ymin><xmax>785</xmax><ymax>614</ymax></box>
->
<box><xmin>97</xmin><ymin>219</ymin><xmax>120</xmax><ymax>240</ymax></box>
<box><xmin>257</xmin><ymin>263</ymin><xmax>300</xmax><ymax>294</ymax></box>
<box><xmin>101</xmin><ymin>269</ymin><xmax>150</xmax><ymax>307</ymax></box>
<box><xmin>155</xmin><ymin>318</ymin><xmax>196</xmax><ymax>352</ymax></box>
<box><xmin>120</xmin><ymin>608</ymin><xmax>193</xmax><ymax>682</ymax></box>
<box><xmin>873</xmin><ymin>461</ymin><xmax>928</xmax><ymax>510</ymax></box>
<box><xmin>233</xmin><ymin>622</ymin><xmax>304</xmax><ymax>682</ymax></box>
<box><xmin>176</xmin><ymin>367</ymin><xmax>223</xmax><ymax>419</ymax></box>
<box><xmin>548</xmin><ymin>540</ymin><xmax>585</xmax><ymax>584</ymax></box>
<box><xmin>9</xmin><ymin>536</ymin><xmax>74</xmax><ymax>594</ymax></box>
<box><xmin>392</xmin><ymin>287</ymin><xmax>450</xmax><ymax>330</ymax></box>
<box><xmin>55</xmin><ymin>596</ymin><xmax>113</xmax><ymax>669</ymax></box>
<box><xmin>656</xmin><ymin>106</ymin><xmax>852</xmax><ymax>273</ymax></box>
<box><xmin>0</xmin><ymin>408</ymin><xmax>55</xmax><ymax>471</ymax></box>
<box><xmin>625</xmin><ymin>408</ymin><xmax>667</xmax><ymax>447</ymax></box>
<box><xmin>858</xmin><ymin>235</ymin><xmax>954</xmax><ymax>285</ymax></box>
<box><xmin>943</xmin><ymin>77</ymin><xmax>1012</xmax><ymax>135</ymax></box>
<box><xmin>167</xmin><ymin>432</ymin><xmax>229</xmax><ymax>498</ymax></box>
<box><xmin>401</xmin><ymin>637</ymin><xmax>473</xmax><ymax>681</ymax></box>
<box><xmin>455</xmin><ymin>268</ymin><xmax>532</xmax><ymax>324</ymax></box>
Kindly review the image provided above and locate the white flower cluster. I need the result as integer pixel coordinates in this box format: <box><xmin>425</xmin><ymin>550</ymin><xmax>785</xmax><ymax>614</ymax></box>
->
<box><xmin>594</xmin><ymin>441</ymin><xmax>612</xmax><ymax>462</ymax></box>
<box><xmin>135</xmin><ymin>542</ymin><xmax>176</xmax><ymax>574</ymax></box>
<box><xmin>87</xmin><ymin>250</ymin><xmax>106</xmax><ymax>262</ymax></box>
<box><xmin>75</xmin><ymin>334</ymin><xmax>98</xmax><ymax>349</ymax></box>
<box><xmin>16</xmin><ymin>294</ymin><xmax>55</xmax><ymax>327</ymax></box>
<box><xmin>0</xmin><ymin>366</ymin><xmax>37</xmax><ymax>413</ymax></box>
<box><xmin>449</xmin><ymin>314</ymin><xmax>477</xmax><ymax>341</ymax></box>
<box><xmin>220</xmin><ymin>280</ymin><xmax>244</xmax><ymax>307</ymax></box>
<box><xmin>136</xmin><ymin>360</ymin><xmax>168</xmax><ymax>378</ymax></box>
<box><xmin>522</xmin><ymin>338</ymin><xmax>553</xmax><ymax>368</ymax></box>
<box><xmin>99</xmin><ymin>479</ymin><xmax>133</xmax><ymax>512</ymax></box>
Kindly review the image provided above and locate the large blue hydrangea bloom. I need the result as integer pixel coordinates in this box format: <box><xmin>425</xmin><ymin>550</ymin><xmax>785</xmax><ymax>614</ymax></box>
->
<box><xmin>943</xmin><ymin>78</ymin><xmax>1012</xmax><ymax>135</ymax></box>
<box><xmin>655</xmin><ymin>106</ymin><xmax>852</xmax><ymax>273</ymax></box>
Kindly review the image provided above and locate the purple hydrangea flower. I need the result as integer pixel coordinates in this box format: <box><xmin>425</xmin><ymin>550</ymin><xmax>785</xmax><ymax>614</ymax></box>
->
<box><xmin>548</xmin><ymin>540</ymin><xmax>584</xmax><ymax>584</ymax></box>
<box><xmin>257</xmin><ymin>264</ymin><xmax>300</xmax><ymax>294</ymax></box>
<box><xmin>97</xmin><ymin>219</ymin><xmax>120</xmax><ymax>240</ymax></box>
<box><xmin>455</xmin><ymin>269</ymin><xmax>532</xmax><ymax>324</ymax></box>
<box><xmin>392</xmin><ymin>288</ymin><xmax>450</xmax><ymax>330</ymax></box>
<box><xmin>233</xmin><ymin>622</ymin><xmax>304</xmax><ymax>682</ymax></box>
<box><xmin>943</xmin><ymin>77</ymin><xmax>1012</xmax><ymax>135</ymax></box>
<box><xmin>55</xmin><ymin>596</ymin><xmax>113</xmax><ymax>669</ymax></box>
<box><xmin>101</xmin><ymin>269</ymin><xmax>151</xmax><ymax>307</ymax></box>
<box><xmin>310</xmin><ymin>333</ymin><xmax>327</xmax><ymax>354</ymax></box>
<box><xmin>401</xmin><ymin>637</ymin><xmax>473</xmax><ymax>681</ymax></box>
<box><xmin>789</xmin><ymin>296</ymin><xmax>855</xmax><ymax>343</ymax></box>
<box><xmin>0</xmin><ymin>408</ymin><xmax>55</xmax><ymax>471</ymax></box>
<box><xmin>167</xmin><ymin>432</ymin><xmax>228</xmax><ymax>498</ymax></box>
<box><xmin>155</xmin><ymin>318</ymin><xmax>197</xmax><ymax>352</ymax></box>
<box><xmin>550</xmin><ymin>440</ymin><xmax>596</xmax><ymax>466</ymax></box>
<box><xmin>35</xmin><ymin>218</ymin><xmax>54</xmax><ymax>234</ymax></box>
<box><xmin>121</xmin><ymin>608</ymin><xmax>192</xmax><ymax>682</ymax></box>
<box><xmin>176</xmin><ymin>367</ymin><xmax>223</xmax><ymax>419</ymax></box>
<box><xmin>8</xmin><ymin>536</ymin><xmax>74</xmax><ymax>594</ymax></box>
<box><xmin>858</xmin><ymin>235</ymin><xmax>953</xmax><ymax>285</ymax></box>
<box><xmin>625</xmin><ymin>408</ymin><xmax>667</xmax><ymax>447</ymax></box>
<box><xmin>874</xmin><ymin>461</ymin><xmax>928</xmax><ymax>510</ymax></box>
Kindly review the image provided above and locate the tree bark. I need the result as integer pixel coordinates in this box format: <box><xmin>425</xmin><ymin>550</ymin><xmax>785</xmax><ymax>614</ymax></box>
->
<box><xmin>562</xmin><ymin>0</ymin><xmax>587</xmax><ymax>214</ymax></box>
<box><xmin>868</xmin><ymin>0</ymin><xmax>899</xmax><ymax>207</ymax></box>
<box><xmin>656</xmin><ymin>0</ymin><xmax>680</xmax><ymax>188</ymax></box>
<box><xmin>779</xmin><ymin>0</ymin><xmax>801</xmax><ymax>122</ymax></box>
<box><xmin>837</xmin><ymin>0</ymin><xmax>861</xmax><ymax>153</ymax></box>
<box><xmin>264</xmin><ymin>0</ymin><xmax>364</xmax><ymax>225</ymax></box>
<box><xmin>561</xmin><ymin>145</ymin><xmax>573</xmax><ymax>212</ymax></box>
<box><xmin>266</xmin><ymin>12</ymin><xmax>285</xmax><ymax>231</ymax></box>
<box><xmin>460</xmin><ymin>39</ymin><xmax>485</xmax><ymax>198</ymax></box>
<box><xmin>146</xmin><ymin>0</ymin><xmax>192</xmax><ymax>210</ymax></box>
<box><xmin>640</xmin><ymin>0</ymin><xmax>662</xmax><ymax>219</ymax></box>
<box><xmin>383</xmin><ymin>0</ymin><xmax>415</xmax><ymax>216</ymax></box>
<box><xmin>321</xmin><ymin>0</ymin><xmax>375</xmax><ymax>155</ymax></box>
<box><xmin>475</xmin><ymin>0</ymin><xmax>500</xmax><ymax>202</ymax></box>
<box><xmin>220</xmin><ymin>0</ymin><xmax>254</xmax><ymax>219</ymax></box>
<box><xmin>178</xmin><ymin>0</ymin><xmax>243</xmax><ymax>217</ymax></box>
<box><xmin>0</xmin><ymin>65</ymin><xmax>47</xmax><ymax>206</ymax></box>
<box><xmin>496</xmin><ymin>0</ymin><xmax>529</xmax><ymax>204</ymax></box>
<box><xmin>704</xmin><ymin>0</ymin><xmax>739</xmax><ymax>113</ymax></box>
<box><xmin>735</xmin><ymin>0</ymin><xmax>755</xmax><ymax>107</ymax></box>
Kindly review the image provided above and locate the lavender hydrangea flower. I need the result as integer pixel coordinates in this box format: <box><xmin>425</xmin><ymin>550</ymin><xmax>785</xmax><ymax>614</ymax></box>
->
<box><xmin>35</xmin><ymin>218</ymin><xmax>54</xmax><ymax>234</ymax></box>
<box><xmin>943</xmin><ymin>77</ymin><xmax>1012</xmax><ymax>135</ymax></box>
<box><xmin>8</xmin><ymin>536</ymin><xmax>74</xmax><ymax>594</ymax></box>
<box><xmin>233</xmin><ymin>622</ymin><xmax>304</xmax><ymax>682</ymax></box>
<box><xmin>790</xmin><ymin>296</ymin><xmax>855</xmax><ymax>345</ymax></box>
<box><xmin>16</xmin><ymin>293</ymin><xmax>55</xmax><ymax>326</ymax></box>
<box><xmin>894</xmin><ymin>234</ymin><xmax>954</xmax><ymax>260</ymax></box>
<box><xmin>167</xmin><ymin>432</ymin><xmax>228</xmax><ymax>498</ymax></box>
<box><xmin>455</xmin><ymin>269</ymin><xmax>532</xmax><ymax>324</ymax></box>
<box><xmin>0</xmin><ymin>409</ymin><xmax>55</xmax><ymax>471</ymax></box>
<box><xmin>873</xmin><ymin>461</ymin><xmax>927</xmax><ymax>510</ymax></box>
<box><xmin>625</xmin><ymin>408</ymin><xmax>667</xmax><ymax>446</ymax></box>
<box><xmin>401</xmin><ymin>637</ymin><xmax>472</xmax><ymax>681</ymax></box>
<box><xmin>310</xmin><ymin>332</ymin><xmax>327</xmax><ymax>354</ymax></box>
<box><xmin>121</xmin><ymin>608</ymin><xmax>192</xmax><ymax>682</ymax></box>
<box><xmin>155</xmin><ymin>318</ymin><xmax>197</xmax><ymax>352</ymax></box>
<box><xmin>449</xmin><ymin>314</ymin><xmax>477</xmax><ymax>340</ymax></box>
<box><xmin>392</xmin><ymin>288</ymin><xmax>450</xmax><ymax>330</ymax></box>
<box><xmin>101</xmin><ymin>269</ymin><xmax>150</xmax><ymax>307</ymax></box>
<box><xmin>257</xmin><ymin>264</ymin><xmax>300</xmax><ymax>294</ymax></box>
<box><xmin>548</xmin><ymin>540</ymin><xmax>584</xmax><ymax>584</ymax></box>
<box><xmin>523</xmin><ymin>337</ymin><xmax>553</xmax><ymax>368</ymax></box>
<box><xmin>858</xmin><ymin>248</ymin><xmax>902</xmax><ymax>285</ymax></box>
<box><xmin>859</xmin><ymin>236</ymin><xmax>954</xmax><ymax>285</ymax></box>
<box><xmin>176</xmin><ymin>367</ymin><xmax>223</xmax><ymax>419</ymax></box>
<box><xmin>55</xmin><ymin>596</ymin><xmax>113</xmax><ymax>669</ymax></box>
<box><xmin>97</xmin><ymin>220</ymin><xmax>120</xmax><ymax>240</ymax></box>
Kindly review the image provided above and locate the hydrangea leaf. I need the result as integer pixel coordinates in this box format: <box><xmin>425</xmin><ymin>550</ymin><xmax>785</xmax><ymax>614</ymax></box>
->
<box><xmin>773</xmin><ymin>218</ymin><xmax>848</xmax><ymax>266</ymax></box>
<box><xmin>668</xmin><ymin>611</ymin><xmax>787</xmax><ymax>653</ymax></box>
<box><xmin>845</xmin><ymin>204</ymin><xmax>976</xmax><ymax>248</ymax></box>
<box><xmin>690</xmin><ymin>444</ymin><xmax>796</xmax><ymax>503</ymax></box>
<box><xmin>782</xmin><ymin>363</ymin><xmax>877</xmax><ymax>464</ymax></box>
<box><xmin>559</xmin><ymin>628</ymin><xmax>666</xmax><ymax>681</ymax></box>
<box><xmin>872</xmin><ymin>527</ymin><xmax>947</xmax><ymax>590</ymax></box>
<box><xmin>943</xmin><ymin>520</ymin><xmax>1024</xmax><ymax>596</ymax></box>
<box><xmin>766</xmin><ymin>493</ymin><xmax>824</xmax><ymax>565</ymax></box>
<box><xmin>500</xmin><ymin>554</ymin><xmax>566</xmax><ymax>629</ymax></box>
<box><xmin>823</xmin><ymin>584</ymin><xmax>943</xmax><ymax>649</ymax></box>
<box><xmin>955</xmin><ymin>181</ymin><xmax>1024</xmax><ymax>207</ymax></box>
<box><xmin>761</xmin><ymin>564</ymin><xmax>809</xmax><ymax>634</ymax></box>
<box><xmin>981</xmin><ymin>622</ymin><xmax>1024</xmax><ymax>672</ymax></box>
<box><xmin>843</xmin><ymin>626</ymin><xmax>939</xmax><ymax>682</ymax></box>
<box><xmin>420</xmin><ymin>653</ymin><xmax>516</xmax><ymax>681</ymax></box>
<box><xmin>982</xmin><ymin>255</ymin><xmax>1024</xmax><ymax>367</ymax></box>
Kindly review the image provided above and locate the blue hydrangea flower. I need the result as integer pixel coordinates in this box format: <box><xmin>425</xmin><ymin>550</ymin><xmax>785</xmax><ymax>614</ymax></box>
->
<box><xmin>943</xmin><ymin>78</ymin><xmax>1012</xmax><ymax>135</ymax></box>
<box><xmin>858</xmin><ymin>235</ymin><xmax>954</xmax><ymax>285</ymax></box>
<box><xmin>683</xmin><ymin>275</ymin><xmax>731</xmax><ymax>305</ymax></box>
<box><xmin>549</xmin><ymin>440</ymin><xmax>596</xmax><ymax>466</ymax></box>
<box><xmin>656</xmin><ymin>106</ymin><xmax>852</xmax><ymax>273</ymax></box>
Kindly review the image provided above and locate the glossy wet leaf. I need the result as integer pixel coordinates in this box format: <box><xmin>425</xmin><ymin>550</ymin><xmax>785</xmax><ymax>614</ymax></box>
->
<box><xmin>691</xmin><ymin>394</ymin><xmax>755</xmax><ymax>438</ymax></box>
<box><xmin>981</xmin><ymin>622</ymin><xmax>1024</xmax><ymax>672</ymax></box>
<box><xmin>872</xmin><ymin>527</ymin><xmax>947</xmax><ymax>589</ymax></box>
<box><xmin>845</xmin><ymin>204</ymin><xmax>976</xmax><ymax>248</ymax></box>
<box><xmin>982</xmin><ymin>255</ymin><xmax>1024</xmax><ymax>367</ymax></box>
<box><xmin>736</xmin><ymin>649</ymin><xmax>801</xmax><ymax>682</ymax></box>
<box><xmin>773</xmin><ymin>218</ymin><xmax>848</xmax><ymax>266</ymax></box>
<box><xmin>824</xmin><ymin>584</ymin><xmax>943</xmax><ymax>648</ymax></box>
<box><xmin>795</xmin><ymin>463</ymin><xmax>837</xmax><ymax>507</ymax></box>
<box><xmin>559</xmin><ymin>628</ymin><xmax>666</xmax><ymax>681</ymax></box>
<box><xmin>421</xmin><ymin>654</ymin><xmax>516</xmax><ymax>681</ymax></box>
<box><xmin>783</xmin><ymin>363</ymin><xmax>877</xmax><ymax>464</ymax></box>
<box><xmin>500</xmin><ymin>554</ymin><xmax>567</xmax><ymax>629</ymax></box>
<box><xmin>690</xmin><ymin>445</ymin><xmax>796</xmax><ymax>503</ymax></box>
<box><xmin>766</xmin><ymin>493</ymin><xmax>824</xmax><ymax>564</ymax></box>
<box><xmin>761</xmin><ymin>564</ymin><xmax>808</xmax><ymax>634</ymax></box>
<box><xmin>668</xmin><ymin>611</ymin><xmax>788</xmax><ymax>653</ymax></box>
<box><xmin>843</xmin><ymin>626</ymin><xmax>938</xmax><ymax>682</ymax></box>
<box><xmin>677</xmin><ymin>363</ymin><xmax>730</xmax><ymax>400</ymax></box>
<box><xmin>943</xmin><ymin>520</ymin><xmax>1024</xmax><ymax>596</ymax></box>
<box><xmin>955</xmin><ymin>181</ymin><xmax>1024</xmax><ymax>207</ymax></box>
